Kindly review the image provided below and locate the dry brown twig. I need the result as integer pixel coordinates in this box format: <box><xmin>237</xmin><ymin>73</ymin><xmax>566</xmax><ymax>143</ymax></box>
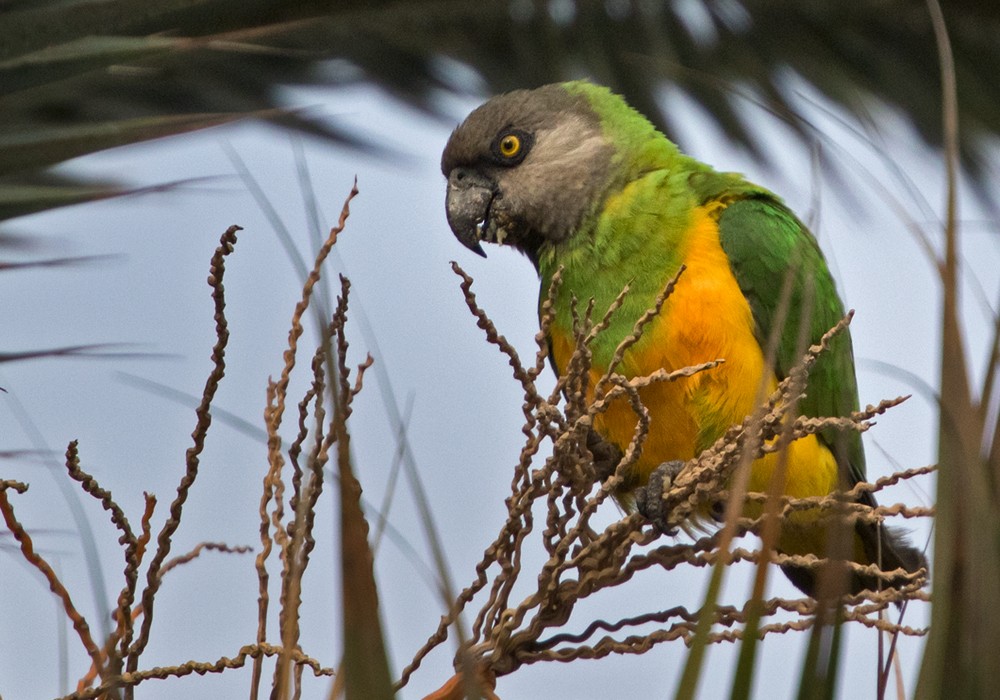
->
<box><xmin>126</xmin><ymin>225</ymin><xmax>243</xmax><ymax>688</ymax></box>
<box><xmin>5</xmin><ymin>183</ymin><xmax>365</xmax><ymax>699</ymax></box>
<box><xmin>403</xmin><ymin>267</ymin><xmax>930</xmax><ymax>695</ymax></box>
<box><xmin>62</xmin><ymin>643</ymin><xmax>334</xmax><ymax>700</ymax></box>
<box><xmin>254</xmin><ymin>181</ymin><xmax>366</xmax><ymax>700</ymax></box>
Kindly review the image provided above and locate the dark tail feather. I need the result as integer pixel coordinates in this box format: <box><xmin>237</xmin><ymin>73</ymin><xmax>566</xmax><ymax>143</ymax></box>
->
<box><xmin>779</xmin><ymin>497</ymin><xmax>927</xmax><ymax>599</ymax></box>
<box><xmin>852</xmin><ymin>515</ymin><xmax>928</xmax><ymax>595</ymax></box>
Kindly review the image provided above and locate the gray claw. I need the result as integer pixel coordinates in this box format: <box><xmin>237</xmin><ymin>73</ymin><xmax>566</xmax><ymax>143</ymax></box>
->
<box><xmin>634</xmin><ymin>460</ymin><xmax>686</xmax><ymax>536</ymax></box>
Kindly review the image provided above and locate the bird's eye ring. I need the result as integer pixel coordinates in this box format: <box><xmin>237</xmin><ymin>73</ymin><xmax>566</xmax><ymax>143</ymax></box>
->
<box><xmin>491</xmin><ymin>129</ymin><xmax>531</xmax><ymax>164</ymax></box>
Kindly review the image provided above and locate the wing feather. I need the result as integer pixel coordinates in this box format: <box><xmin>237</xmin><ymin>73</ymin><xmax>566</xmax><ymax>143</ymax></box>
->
<box><xmin>714</xmin><ymin>195</ymin><xmax>866</xmax><ymax>485</ymax></box>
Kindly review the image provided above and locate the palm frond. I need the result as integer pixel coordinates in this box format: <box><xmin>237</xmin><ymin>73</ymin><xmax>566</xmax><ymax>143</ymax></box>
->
<box><xmin>2</xmin><ymin>0</ymin><xmax>998</xmax><ymax>223</ymax></box>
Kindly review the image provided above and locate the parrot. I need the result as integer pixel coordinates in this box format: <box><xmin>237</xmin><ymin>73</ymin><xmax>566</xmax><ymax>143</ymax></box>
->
<box><xmin>440</xmin><ymin>81</ymin><xmax>925</xmax><ymax>597</ymax></box>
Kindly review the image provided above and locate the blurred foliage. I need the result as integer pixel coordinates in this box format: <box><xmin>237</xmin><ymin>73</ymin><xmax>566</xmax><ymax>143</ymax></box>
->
<box><xmin>2</xmin><ymin>0</ymin><xmax>1000</xmax><ymax>224</ymax></box>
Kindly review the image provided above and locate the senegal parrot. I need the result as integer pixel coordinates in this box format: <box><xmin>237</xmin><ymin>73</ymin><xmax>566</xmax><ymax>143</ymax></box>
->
<box><xmin>441</xmin><ymin>81</ymin><xmax>924</xmax><ymax>597</ymax></box>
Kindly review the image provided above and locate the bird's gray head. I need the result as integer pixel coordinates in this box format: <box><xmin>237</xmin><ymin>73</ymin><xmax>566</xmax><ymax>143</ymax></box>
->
<box><xmin>441</xmin><ymin>83</ymin><xmax>616</xmax><ymax>263</ymax></box>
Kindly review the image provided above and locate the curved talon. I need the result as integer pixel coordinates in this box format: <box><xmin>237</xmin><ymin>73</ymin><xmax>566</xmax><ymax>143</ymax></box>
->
<box><xmin>587</xmin><ymin>429</ymin><xmax>623</xmax><ymax>482</ymax></box>
<box><xmin>634</xmin><ymin>460</ymin><xmax>686</xmax><ymax>536</ymax></box>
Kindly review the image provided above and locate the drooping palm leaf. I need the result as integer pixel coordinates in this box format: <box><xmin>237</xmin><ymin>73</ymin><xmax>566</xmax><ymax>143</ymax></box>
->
<box><xmin>1</xmin><ymin>0</ymin><xmax>999</xmax><ymax>226</ymax></box>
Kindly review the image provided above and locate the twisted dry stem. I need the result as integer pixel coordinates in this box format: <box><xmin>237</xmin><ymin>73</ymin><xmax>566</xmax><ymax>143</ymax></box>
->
<box><xmin>61</xmin><ymin>643</ymin><xmax>334</xmax><ymax>700</ymax></box>
<box><xmin>255</xmin><ymin>182</ymin><xmax>360</xmax><ymax>699</ymax></box>
<box><xmin>127</xmin><ymin>225</ymin><xmax>242</xmax><ymax>681</ymax></box>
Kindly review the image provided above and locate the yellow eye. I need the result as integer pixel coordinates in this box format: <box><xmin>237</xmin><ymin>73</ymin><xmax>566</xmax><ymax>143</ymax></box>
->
<box><xmin>492</xmin><ymin>130</ymin><xmax>530</xmax><ymax>164</ymax></box>
<box><xmin>498</xmin><ymin>134</ymin><xmax>521</xmax><ymax>158</ymax></box>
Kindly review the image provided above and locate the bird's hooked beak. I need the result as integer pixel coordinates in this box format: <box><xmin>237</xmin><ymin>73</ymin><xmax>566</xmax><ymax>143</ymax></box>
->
<box><xmin>445</xmin><ymin>167</ymin><xmax>496</xmax><ymax>258</ymax></box>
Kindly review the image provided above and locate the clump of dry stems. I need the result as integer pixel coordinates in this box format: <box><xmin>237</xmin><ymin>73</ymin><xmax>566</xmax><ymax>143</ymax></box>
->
<box><xmin>1</xmin><ymin>183</ymin><xmax>366</xmax><ymax>699</ymax></box>
<box><xmin>402</xmin><ymin>264</ymin><xmax>931</xmax><ymax>696</ymax></box>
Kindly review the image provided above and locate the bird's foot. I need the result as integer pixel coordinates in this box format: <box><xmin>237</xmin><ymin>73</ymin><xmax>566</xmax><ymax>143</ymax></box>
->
<box><xmin>634</xmin><ymin>460</ymin><xmax>686</xmax><ymax>536</ymax></box>
<box><xmin>587</xmin><ymin>428</ymin><xmax>623</xmax><ymax>482</ymax></box>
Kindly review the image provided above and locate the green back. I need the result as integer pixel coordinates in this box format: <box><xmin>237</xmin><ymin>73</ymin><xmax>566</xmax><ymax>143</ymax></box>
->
<box><xmin>707</xmin><ymin>187</ymin><xmax>866</xmax><ymax>484</ymax></box>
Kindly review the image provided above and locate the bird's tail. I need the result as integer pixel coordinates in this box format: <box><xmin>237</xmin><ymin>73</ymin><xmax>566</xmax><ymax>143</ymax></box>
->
<box><xmin>850</xmin><ymin>493</ymin><xmax>928</xmax><ymax>595</ymax></box>
<box><xmin>778</xmin><ymin>491</ymin><xmax>927</xmax><ymax>598</ymax></box>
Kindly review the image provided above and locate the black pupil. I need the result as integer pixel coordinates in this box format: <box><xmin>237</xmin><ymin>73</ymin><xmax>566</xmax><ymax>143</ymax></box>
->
<box><xmin>503</xmin><ymin>137</ymin><xmax>517</xmax><ymax>153</ymax></box>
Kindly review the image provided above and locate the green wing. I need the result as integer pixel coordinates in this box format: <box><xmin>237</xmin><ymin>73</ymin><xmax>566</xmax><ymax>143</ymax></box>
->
<box><xmin>714</xmin><ymin>194</ymin><xmax>866</xmax><ymax>484</ymax></box>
